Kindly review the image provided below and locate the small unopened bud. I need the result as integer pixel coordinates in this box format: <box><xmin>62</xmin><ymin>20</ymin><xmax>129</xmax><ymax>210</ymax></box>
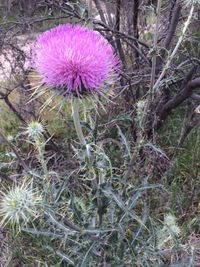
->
<box><xmin>0</xmin><ymin>183</ymin><xmax>41</xmax><ymax>226</ymax></box>
<box><xmin>25</xmin><ymin>121</ymin><xmax>44</xmax><ymax>140</ymax></box>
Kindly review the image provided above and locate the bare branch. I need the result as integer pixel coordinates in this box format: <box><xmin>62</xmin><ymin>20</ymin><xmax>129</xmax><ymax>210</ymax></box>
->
<box><xmin>93</xmin><ymin>0</ymin><xmax>107</xmax><ymax>24</ymax></box>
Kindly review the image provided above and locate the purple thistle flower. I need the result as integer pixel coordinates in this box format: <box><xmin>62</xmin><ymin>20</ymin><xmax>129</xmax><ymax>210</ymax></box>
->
<box><xmin>32</xmin><ymin>24</ymin><xmax>120</xmax><ymax>97</ymax></box>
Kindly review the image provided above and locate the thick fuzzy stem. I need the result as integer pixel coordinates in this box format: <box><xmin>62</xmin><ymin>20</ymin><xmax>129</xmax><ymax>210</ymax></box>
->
<box><xmin>71</xmin><ymin>98</ymin><xmax>86</xmax><ymax>146</ymax></box>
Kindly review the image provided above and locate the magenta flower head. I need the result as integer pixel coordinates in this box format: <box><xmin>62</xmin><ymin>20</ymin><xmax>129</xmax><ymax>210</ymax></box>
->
<box><xmin>32</xmin><ymin>24</ymin><xmax>120</xmax><ymax>98</ymax></box>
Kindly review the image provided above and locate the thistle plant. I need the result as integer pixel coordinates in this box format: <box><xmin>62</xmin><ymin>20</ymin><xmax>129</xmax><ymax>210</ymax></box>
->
<box><xmin>32</xmin><ymin>24</ymin><xmax>120</xmax><ymax>146</ymax></box>
<box><xmin>0</xmin><ymin>182</ymin><xmax>41</xmax><ymax>228</ymax></box>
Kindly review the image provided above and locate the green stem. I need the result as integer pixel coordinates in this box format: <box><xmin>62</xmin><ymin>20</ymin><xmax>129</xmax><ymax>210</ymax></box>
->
<box><xmin>35</xmin><ymin>139</ymin><xmax>48</xmax><ymax>175</ymax></box>
<box><xmin>71</xmin><ymin>97</ymin><xmax>86</xmax><ymax>146</ymax></box>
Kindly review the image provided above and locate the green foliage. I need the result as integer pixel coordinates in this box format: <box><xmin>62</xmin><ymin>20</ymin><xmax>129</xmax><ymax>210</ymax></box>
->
<box><xmin>0</xmin><ymin>99</ymin><xmax>198</xmax><ymax>266</ymax></box>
